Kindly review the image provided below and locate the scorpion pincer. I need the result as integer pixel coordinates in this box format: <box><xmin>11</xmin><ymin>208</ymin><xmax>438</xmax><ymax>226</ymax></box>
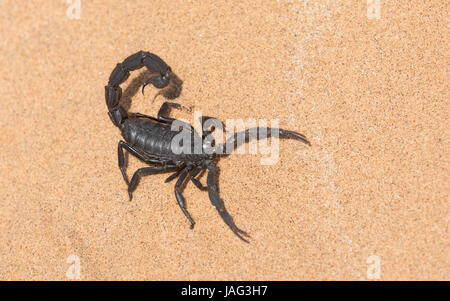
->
<box><xmin>105</xmin><ymin>51</ymin><xmax>311</xmax><ymax>242</ymax></box>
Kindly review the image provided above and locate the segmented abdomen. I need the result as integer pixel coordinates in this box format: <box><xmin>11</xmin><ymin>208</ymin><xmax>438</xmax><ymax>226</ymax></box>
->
<box><xmin>121</xmin><ymin>118</ymin><xmax>203</xmax><ymax>161</ymax></box>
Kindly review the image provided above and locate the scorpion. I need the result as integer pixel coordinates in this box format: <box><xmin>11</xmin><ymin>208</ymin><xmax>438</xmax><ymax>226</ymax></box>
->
<box><xmin>105</xmin><ymin>50</ymin><xmax>311</xmax><ymax>242</ymax></box>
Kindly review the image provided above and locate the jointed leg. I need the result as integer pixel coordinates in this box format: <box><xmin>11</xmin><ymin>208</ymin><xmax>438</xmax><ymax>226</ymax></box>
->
<box><xmin>190</xmin><ymin>166</ymin><xmax>208</xmax><ymax>191</ymax></box>
<box><xmin>118</xmin><ymin>141</ymin><xmax>129</xmax><ymax>185</ymax></box>
<box><xmin>156</xmin><ymin>102</ymin><xmax>195</xmax><ymax>133</ymax></box>
<box><xmin>174</xmin><ymin>166</ymin><xmax>196</xmax><ymax>229</ymax></box>
<box><xmin>166</xmin><ymin>165</ymin><xmax>207</xmax><ymax>191</ymax></box>
<box><xmin>128</xmin><ymin>164</ymin><xmax>180</xmax><ymax>201</ymax></box>
<box><xmin>118</xmin><ymin>140</ymin><xmax>171</xmax><ymax>183</ymax></box>
<box><xmin>206</xmin><ymin>164</ymin><xmax>250</xmax><ymax>242</ymax></box>
<box><xmin>158</xmin><ymin>102</ymin><xmax>191</xmax><ymax>123</ymax></box>
<box><xmin>118</xmin><ymin>140</ymin><xmax>167</xmax><ymax>185</ymax></box>
<box><xmin>132</xmin><ymin>102</ymin><xmax>193</xmax><ymax>130</ymax></box>
<box><xmin>164</xmin><ymin>166</ymin><xmax>186</xmax><ymax>183</ymax></box>
<box><xmin>129</xmin><ymin>112</ymin><xmax>159</xmax><ymax>123</ymax></box>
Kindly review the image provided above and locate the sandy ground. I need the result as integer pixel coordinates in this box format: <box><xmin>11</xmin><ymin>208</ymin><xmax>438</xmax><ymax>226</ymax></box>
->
<box><xmin>0</xmin><ymin>0</ymin><xmax>448</xmax><ymax>280</ymax></box>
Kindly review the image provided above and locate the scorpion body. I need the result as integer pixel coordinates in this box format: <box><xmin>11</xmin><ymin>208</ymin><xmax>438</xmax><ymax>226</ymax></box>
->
<box><xmin>120</xmin><ymin>116</ymin><xmax>211</xmax><ymax>165</ymax></box>
<box><xmin>105</xmin><ymin>51</ymin><xmax>310</xmax><ymax>242</ymax></box>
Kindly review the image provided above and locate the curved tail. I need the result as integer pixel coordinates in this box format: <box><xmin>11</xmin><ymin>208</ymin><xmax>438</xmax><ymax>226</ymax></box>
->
<box><xmin>104</xmin><ymin>51</ymin><xmax>181</xmax><ymax>127</ymax></box>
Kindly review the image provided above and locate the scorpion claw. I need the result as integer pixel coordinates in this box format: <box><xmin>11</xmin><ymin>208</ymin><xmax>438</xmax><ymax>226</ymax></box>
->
<box><xmin>279</xmin><ymin>129</ymin><xmax>311</xmax><ymax>146</ymax></box>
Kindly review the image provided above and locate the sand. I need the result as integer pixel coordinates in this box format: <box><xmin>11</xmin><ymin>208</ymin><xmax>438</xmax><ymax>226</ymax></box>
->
<box><xmin>0</xmin><ymin>0</ymin><xmax>448</xmax><ymax>280</ymax></box>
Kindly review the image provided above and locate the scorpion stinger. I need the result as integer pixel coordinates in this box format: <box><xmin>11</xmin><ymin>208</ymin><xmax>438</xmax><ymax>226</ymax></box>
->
<box><xmin>142</xmin><ymin>71</ymin><xmax>183</xmax><ymax>103</ymax></box>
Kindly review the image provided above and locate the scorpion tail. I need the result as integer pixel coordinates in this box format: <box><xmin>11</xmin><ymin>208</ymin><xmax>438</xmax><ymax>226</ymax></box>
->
<box><xmin>105</xmin><ymin>51</ymin><xmax>180</xmax><ymax>127</ymax></box>
<box><xmin>206</xmin><ymin>163</ymin><xmax>250</xmax><ymax>243</ymax></box>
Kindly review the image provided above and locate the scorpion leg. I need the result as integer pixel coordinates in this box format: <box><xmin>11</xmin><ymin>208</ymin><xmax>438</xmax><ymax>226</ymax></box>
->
<box><xmin>164</xmin><ymin>166</ymin><xmax>186</xmax><ymax>183</ymax></box>
<box><xmin>158</xmin><ymin>102</ymin><xmax>191</xmax><ymax>123</ymax></box>
<box><xmin>189</xmin><ymin>166</ymin><xmax>208</xmax><ymax>191</ymax></box>
<box><xmin>157</xmin><ymin>102</ymin><xmax>195</xmax><ymax>132</ymax></box>
<box><xmin>206</xmin><ymin>164</ymin><xmax>250</xmax><ymax>243</ymax></box>
<box><xmin>129</xmin><ymin>112</ymin><xmax>160</xmax><ymax>123</ymax></box>
<box><xmin>133</xmin><ymin>104</ymin><xmax>223</xmax><ymax>138</ymax></box>
<box><xmin>128</xmin><ymin>164</ymin><xmax>181</xmax><ymax>201</ymax></box>
<box><xmin>118</xmin><ymin>141</ymin><xmax>130</xmax><ymax>185</ymax></box>
<box><xmin>118</xmin><ymin>140</ymin><xmax>172</xmax><ymax>186</ymax></box>
<box><xmin>174</xmin><ymin>166</ymin><xmax>196</xmax><ymax>229</ymax></box>
<box><xmin>131</xmin><ymin>103</ymin><xmax>193</xmax><ymax>130</ymax></box>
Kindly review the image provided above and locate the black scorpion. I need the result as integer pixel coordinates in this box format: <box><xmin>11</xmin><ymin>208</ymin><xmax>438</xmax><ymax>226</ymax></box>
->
<box><xmin>105</xmin><ymin>51</ymin><xmax>311</xmax><ymax>242</ymax></box>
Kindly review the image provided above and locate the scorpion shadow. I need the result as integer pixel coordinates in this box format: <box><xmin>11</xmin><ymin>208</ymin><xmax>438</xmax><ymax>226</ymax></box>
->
<box><xmin>121</xmin><ymin>70</ymin><xmax>183</xmax><ymax>112</ymax></box>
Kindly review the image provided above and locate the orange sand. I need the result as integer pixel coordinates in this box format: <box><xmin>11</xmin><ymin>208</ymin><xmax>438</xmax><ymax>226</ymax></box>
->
<box><xmin>0</xmin><ymin>1</ymin><xmax>448</xmax><ymax>280</ymax></box>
